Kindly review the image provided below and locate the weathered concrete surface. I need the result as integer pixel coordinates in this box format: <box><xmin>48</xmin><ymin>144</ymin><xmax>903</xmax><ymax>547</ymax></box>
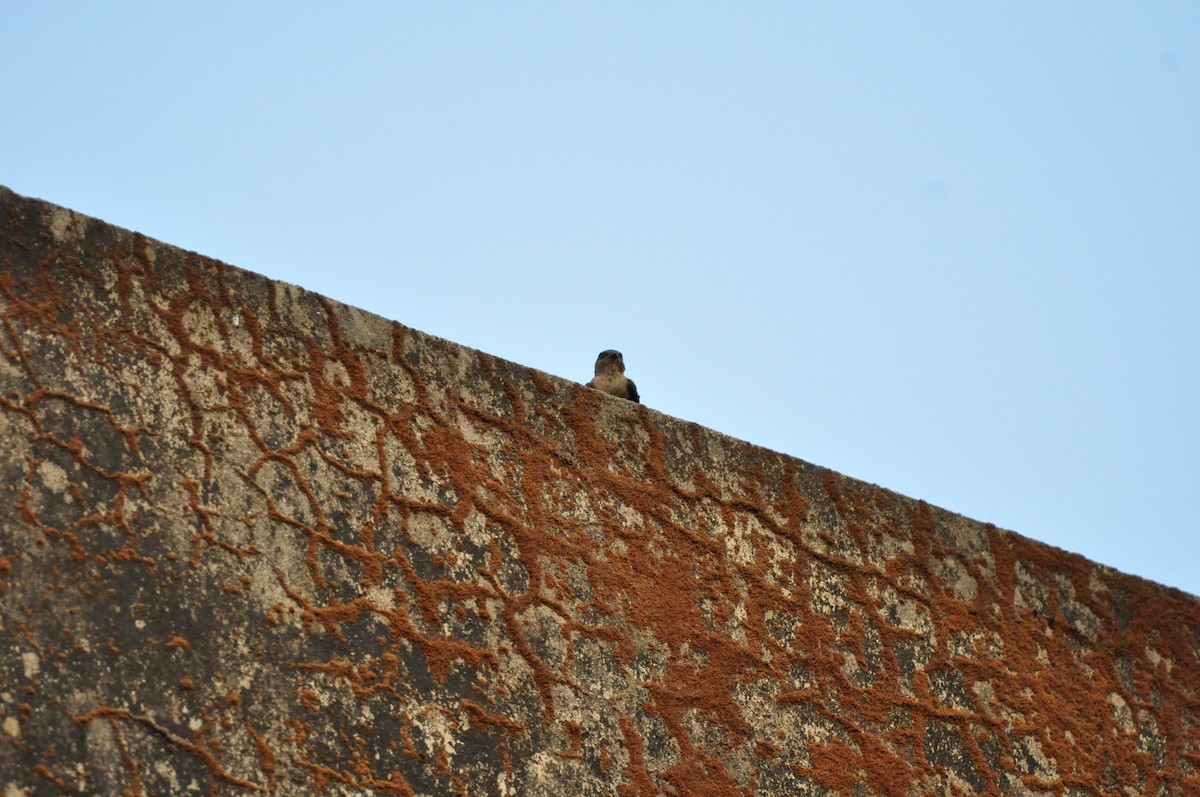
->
<box><xmin>0</xmin><ymin>185</ymin><xmax>1197</xmax><ymax>796</ymax></box>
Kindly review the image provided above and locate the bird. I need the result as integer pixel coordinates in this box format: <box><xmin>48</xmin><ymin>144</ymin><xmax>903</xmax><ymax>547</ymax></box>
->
<box><xmin>586</xmin><ymin>350</ymin><xmax>639</xmax><ymax>403</ymax></box>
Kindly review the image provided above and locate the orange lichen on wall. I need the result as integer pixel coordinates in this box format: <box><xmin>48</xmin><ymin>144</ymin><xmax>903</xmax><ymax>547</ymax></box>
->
<box><xmin>1</xmin><ymin>184</ymin><xmax>1198</xmax><ymax>795</ymax></box>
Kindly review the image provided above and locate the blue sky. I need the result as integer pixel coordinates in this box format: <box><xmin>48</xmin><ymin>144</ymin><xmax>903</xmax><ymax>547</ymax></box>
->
<box><xmin>4</xmin><ymin>4</ymin><xmax>1198</xmax><ymax>596</ymax></box>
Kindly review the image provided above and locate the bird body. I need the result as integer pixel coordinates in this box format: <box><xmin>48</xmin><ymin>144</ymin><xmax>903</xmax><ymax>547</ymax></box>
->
<box><xmin>586</xmin><ymin>349</ymin><xmax>639</xmax><ymax>403</ymax></box>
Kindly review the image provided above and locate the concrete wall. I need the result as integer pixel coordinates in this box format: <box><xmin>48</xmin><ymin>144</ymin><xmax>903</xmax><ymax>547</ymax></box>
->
<box><xmin>1</xmin><ymin>184</ymin><xmax>1197</xmax><ymax>795</ymax></box>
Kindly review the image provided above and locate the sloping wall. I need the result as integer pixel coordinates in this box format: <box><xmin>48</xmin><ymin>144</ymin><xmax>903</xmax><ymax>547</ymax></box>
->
<box><xmin>1</xmin><ymin>184</ymin><xmax>1197</xmax><ymax>796</ymax></box>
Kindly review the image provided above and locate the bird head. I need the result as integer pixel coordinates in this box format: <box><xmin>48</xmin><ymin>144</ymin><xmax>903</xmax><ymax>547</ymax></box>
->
<box><xmin>594</xmin><ymin>349</ymin><xmax>625</xmax><ymax>375</ymax></box>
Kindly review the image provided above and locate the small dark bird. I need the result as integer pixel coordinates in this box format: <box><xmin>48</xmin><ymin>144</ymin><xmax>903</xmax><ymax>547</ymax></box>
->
<box><xmin>586</xmin><ymin>350</ymin><xmax>639</xmax><ymax>403</ymax></box>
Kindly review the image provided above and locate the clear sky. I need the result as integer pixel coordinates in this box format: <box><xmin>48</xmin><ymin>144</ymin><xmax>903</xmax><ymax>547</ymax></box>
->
<box><xmin>4</xmin><ymin>4</ymin><xmax>1198</xmax><ymax>596</ymax></box>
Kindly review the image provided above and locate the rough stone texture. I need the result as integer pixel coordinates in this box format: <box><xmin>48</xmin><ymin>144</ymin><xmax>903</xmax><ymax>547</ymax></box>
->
<box><xmin>1</xmin><ymin>184</ymin><xmax>1198</xmax><ymax>796</ymax></box>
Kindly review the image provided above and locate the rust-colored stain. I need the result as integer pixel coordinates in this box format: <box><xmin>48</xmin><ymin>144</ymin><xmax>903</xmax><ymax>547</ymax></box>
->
<box><xmin>1</xmin><ymin>184</ymin><xmax>1199</xmax><ymax>795</ymax></box>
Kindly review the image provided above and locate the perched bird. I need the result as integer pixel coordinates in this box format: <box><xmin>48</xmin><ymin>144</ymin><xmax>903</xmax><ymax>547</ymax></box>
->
<box><xmin>586</xmin><ymin>350</ymin><xmax>640</xmax><ymax>403</ymax></box>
